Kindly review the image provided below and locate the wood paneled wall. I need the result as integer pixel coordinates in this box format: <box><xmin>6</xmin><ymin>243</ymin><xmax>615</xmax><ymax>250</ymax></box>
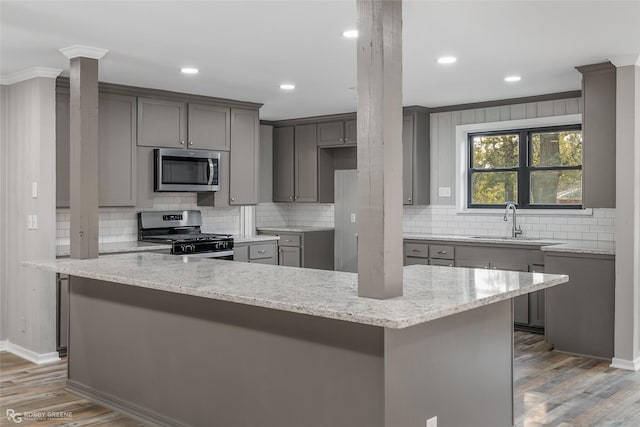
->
<box><xmin>429</xmin><ymin>97</ymin><xmax>582</xmax><ymax>205</ymax></box>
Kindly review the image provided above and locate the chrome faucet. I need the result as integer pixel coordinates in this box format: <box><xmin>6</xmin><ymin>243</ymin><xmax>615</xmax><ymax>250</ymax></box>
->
<box><xmin>503</xmin><ymin>203</ymin><xmax>523</xmax><ymax>238</ymax></box>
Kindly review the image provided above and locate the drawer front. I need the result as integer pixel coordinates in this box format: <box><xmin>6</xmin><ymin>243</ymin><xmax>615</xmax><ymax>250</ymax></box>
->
<box><xmin>249</xmin><ymin>243</ymin><xmax>276</xmax><ymax>260</ymax></box>
<box><xmin>405</xmin><ymin>256</ymin><xmax>430</xmax><ymax>266</ymax></box>
<box><xmin>429</xmin><ymin>244</ymin><xmax>454</xmax><ymax>260</ymax></box>
<box><xmin>429</xmin><ymin>258</ymin><xmax>454</xmax><ymax>267</ymax></box>
<box><xmin>250</xmin><ymin>256</ymin><xmax>276</xmax><ymax>265</ymax></box>
<box><xmin>278</xmin><ymin>233</ymin><xmax>301</xmax><ymax>247</ymax></box>
<box><xmin>404</xmin><ymin>242</ymin><xmax>429</xmax><ymax>258</ymax></box>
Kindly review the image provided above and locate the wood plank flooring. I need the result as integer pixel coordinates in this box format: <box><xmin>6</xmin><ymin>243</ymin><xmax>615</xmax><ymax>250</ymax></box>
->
<box><xmin>2</xmin><ymin>332</ymin><xmax>640</xmax><ymax>426</ymax></box>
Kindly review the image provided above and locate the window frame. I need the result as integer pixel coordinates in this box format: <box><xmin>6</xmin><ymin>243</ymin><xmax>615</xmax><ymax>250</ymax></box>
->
<box><xmin>467</xmin><ymin>124</ymin><xmax>583</xmax><ymax>209</ymax></box>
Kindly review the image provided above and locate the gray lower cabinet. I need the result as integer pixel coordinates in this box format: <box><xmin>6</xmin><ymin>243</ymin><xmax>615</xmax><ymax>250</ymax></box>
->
<box><xmin>229</xmin><ymin>108</ymin><xmax>259</xmax><ymax>205</ymax></box>
<box><xmin>544</xmin><ymin>251</ymin><xmax>615</xmax><ymax>359</ymax></box>
<box><xmin>258</xmin><ymin>229</ymin><xmax>334</xmax><ymax>270</ymax></box>
<box><xmin>233</xmin><ymin>241</ymin><xmax>277</xmax><ymax>265</ymax></box>
<box><xmin>137</xmin><ymin>98</ymin><xmax>231</xmax><ymax>151</ymax></box>
<box><xmin>404</xmin><ymin>241</ymin><xmax>544</xmax><ymax>329</ymax></box>
<box><xmin>272</xmin><ymin>125</ymin><xmax>318</xmax><ymax>203</ymax></box>
<box><xmin>455</xmin><ymin>245</ymin><xmax>534</xmax><ymax>327</ymax></box>
<box><xmin>57</xmin><ymin>90</ymin><xmax>137</xmax><ymax>207</ymax></box>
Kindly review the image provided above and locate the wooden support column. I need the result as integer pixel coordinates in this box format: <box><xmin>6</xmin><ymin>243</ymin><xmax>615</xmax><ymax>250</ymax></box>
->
<box><xmin>356</xmin><ymin>0</ymin><xmax>403</xmax><ymax>299</ymax></box>
<box><xmin>60</xmin><ymin>46</ymin><xmax>108</xmax><ymax>259</ymax></box>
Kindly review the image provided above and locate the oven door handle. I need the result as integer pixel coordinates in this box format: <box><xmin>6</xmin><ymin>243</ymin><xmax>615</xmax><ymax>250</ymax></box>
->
<box><xmin>207</xmin><ymin>158</ymin><xmax>215</xmax><ymax>186</ymax></box>
<box><xmin>180</xmin><ymin>250</ymin><xmax>234</xmax><ymax>259</ymax></box>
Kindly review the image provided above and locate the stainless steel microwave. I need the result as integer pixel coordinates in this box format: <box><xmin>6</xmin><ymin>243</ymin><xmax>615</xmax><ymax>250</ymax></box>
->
<box><xmin>154</xmin><ymin>148</ymin><xmax>220</xmax><ymax>192</ymax></box>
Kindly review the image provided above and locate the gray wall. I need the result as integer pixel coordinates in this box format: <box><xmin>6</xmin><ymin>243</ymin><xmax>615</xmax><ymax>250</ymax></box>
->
<box><xmin>1</xmin><ymin>85</ymin><xmax>7</xmax><ymax>343</ymax></box>
<box><xmin>1</xmin><ymin>77</ymin><xmax>57</xmax><ymax>355</ymax></box>
<box><xmin>429</xmin><ymin>97</ymin><xmax>582</xmax><ymax>205</ymax></box>
<box><xmin>613</xmin><ymin>64</ymin><xmax>640</xmax><ymax>367</ymax></box>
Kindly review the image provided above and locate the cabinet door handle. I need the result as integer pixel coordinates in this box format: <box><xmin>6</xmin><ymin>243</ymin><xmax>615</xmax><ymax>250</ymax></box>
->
<box><xmin>344</xmin><ymin>138</ymin><xmax>349</xmax><ymax>142</ymax></box>
<box><xmin>231</xmin><ymin>197</ymin><xmax>235</xmax><ymax>202</ymax></box>
<box><xmin>180</xmin><ymin>140</ymin><xmax>185</xmax><ymax>145</ymax></box>
<box><xmin>189</xmin><ymin>140</ymin><xmax>194</xmax><ymax>146</ymax></box>
<box><xmin>408</xmin><ymin>197</ymin><xmax>412</xmax><ymax>202</ymax></box>
<box><xmin>289</xmin><ymin>196</ymin><xmax>294</xmax><ymax>200</ymax></box>
<box><xmin>339</xmin><ymin>138</ymin><xmax>344</xmax><ymax>142</ymax></box>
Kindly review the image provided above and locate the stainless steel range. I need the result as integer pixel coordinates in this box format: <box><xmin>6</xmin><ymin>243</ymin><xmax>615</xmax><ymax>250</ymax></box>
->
<box><xmin>138</xmin><ymin>210</ymin><xmax>234</xmax><ymax>259</ymax></box>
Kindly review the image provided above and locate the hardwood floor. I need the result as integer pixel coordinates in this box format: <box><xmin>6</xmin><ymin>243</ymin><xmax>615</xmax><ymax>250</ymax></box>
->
<box><xmin>1</xmin><ymin>331</ymin><xmax>640</xmax><ymax>426</ymax></box>
<box><xmin>514</xmin><ymin>332</ymin><xmax>640</xmax><ymax>427</ymax></box>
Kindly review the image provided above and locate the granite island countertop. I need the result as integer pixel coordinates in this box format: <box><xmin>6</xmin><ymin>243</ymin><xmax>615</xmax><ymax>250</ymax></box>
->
<box><xmin>56</xmin><ymin>241</ymin><xmax>171</xmax><ymax>258</ymax></box>
<box><xmin>25</xmin><ymin>252</ymin><xmax>568</xmax><ymax>329</ymax></box>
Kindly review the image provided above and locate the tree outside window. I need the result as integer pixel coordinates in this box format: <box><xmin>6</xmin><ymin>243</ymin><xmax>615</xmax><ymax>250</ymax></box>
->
<box><xmin>468</xmin><ymin>125</ymin><xmax>582</xmax><ymax>209</ymax></box>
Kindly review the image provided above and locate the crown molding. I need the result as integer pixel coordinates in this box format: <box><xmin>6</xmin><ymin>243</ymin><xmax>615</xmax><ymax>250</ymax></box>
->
<box><xmin>59</xmin><ymin>45</ymin><xmax>109</xmax><ymax>60</ymax></box>
<box><xmin>608</xmin><ymin>54</ymin><xmax>640</xmax><ymax>68</ymax></box>
<box><xmin>1</xmin><ymin>67</ymin><xmax>63</xmax><ymax>85</ymax></box>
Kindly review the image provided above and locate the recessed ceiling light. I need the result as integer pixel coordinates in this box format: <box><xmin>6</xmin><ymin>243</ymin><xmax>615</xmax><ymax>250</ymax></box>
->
<box><xmin>504</xmin><ymin>75</ymin><xmax>522</xmax><ymax>82</ymax></box>
<box><xmin>181</xmin><ymin>67</ymin><xmax>199</xmax><ymax>74</ymax></box>
<box><xmin>437</xmin><ymin>56</ymin><xmax>457</xmax><ymax>65</ymax></box>
<box><xmin>280</xmin><ymin>83</ymin><xmax>295</xmax><ymax>90</ymax></box>
<box><xmin>342</xmin><ymin>29</ymin><xmax>358</xmax><ymax>38</ymax></box>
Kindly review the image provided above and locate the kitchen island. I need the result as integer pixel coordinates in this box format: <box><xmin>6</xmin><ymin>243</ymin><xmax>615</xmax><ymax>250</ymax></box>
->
<box><xmin>25</xmin><ymin>253</ymin><xmax>568</xmax><ymax>427</ymax></box>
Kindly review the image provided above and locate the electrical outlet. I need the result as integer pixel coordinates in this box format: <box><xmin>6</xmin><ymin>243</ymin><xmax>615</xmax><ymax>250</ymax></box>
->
<box><xmin>32</xmin><ymin>181</ymin><xmax>38</xmax><ymax>198</ymax></box>
<box><xmin>438</xmin><ymin>187</ymin><xmax>451</xmax><ymax>197</ymax></box>
<box><xmin>32</xmin><ymin>214</ymin><xmax>37</xmax><ymax>229</ymax></box>
<box><xmin>27</xmin><ymin>215</ymin><xmax>33</xmax><ymax>229</ymax></box>
<box><xmin>426</xmin><ymin>416</ymin><xmax>438</xmax><ymax>427</ymax></box>
<box><xmin>350</xmin><ymin>213</ymin><xmax>356</xmax><ymax>223</ymax></box>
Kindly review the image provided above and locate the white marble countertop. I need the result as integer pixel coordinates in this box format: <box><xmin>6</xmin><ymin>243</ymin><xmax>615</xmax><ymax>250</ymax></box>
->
<box><xmin>56</xmin><ymin>241</ymin><xmax>170</xmax><ymax>258</ymax></box>
<box><xmin>25</xmin><ymin>252</ymin><xmax>568</xmax><ymax>329</ymax></box>
<box><xmin>231</xmin><ymin>234</ymin><xmax>280</xmax><ymax>244</ymax></box>
<box><xmin>402</xmin><ymin>233</ymin><xmax>615</xmax><ymax>255</ymax></box>
<box><xmin>257</xmin><ymin>226</ymin><xmax>335</xmax><ymax>233</ymax></box>
<box><xmin>539</xmin><ymin>240</ymin><xmax>615</xmax><ymax>255</ymax></box>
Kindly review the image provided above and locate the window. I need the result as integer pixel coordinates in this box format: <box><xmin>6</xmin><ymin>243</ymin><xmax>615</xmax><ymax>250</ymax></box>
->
<box><xmin>468</xmin><ymin>125</ymin><xmax>582</xmax><ymax>209</ymax></box>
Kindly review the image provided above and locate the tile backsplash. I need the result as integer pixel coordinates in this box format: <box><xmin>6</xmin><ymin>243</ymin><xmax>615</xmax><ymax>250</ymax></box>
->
<box><xmin>56</xmin><ymin>194</ymin><xmax>240</xmax><ymax>246</ymax></box>
<box><xmin>257</xmin><ymin>203</ymin><xmax>616</xmax><ymax>242</ymax></box>
<box><xmin>58</xmin><ymin>200</ymin><xmax>616</xmax><ymax>245</ymax></box>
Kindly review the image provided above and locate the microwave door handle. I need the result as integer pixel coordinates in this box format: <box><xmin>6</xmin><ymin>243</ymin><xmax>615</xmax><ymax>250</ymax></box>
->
<box><xmin>207</xmin><ymin>158</ymin><xmax>214</xmax><ymax>186</ymax></box>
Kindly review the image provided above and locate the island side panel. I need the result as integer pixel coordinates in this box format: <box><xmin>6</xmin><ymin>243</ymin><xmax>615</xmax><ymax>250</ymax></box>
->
<box><xmin>384</xmin><ymin>299</ymin><xmax>513</xmax><ymax>427</ymax></box>
<box><xmin>68</xmin><ymin>277</ymin><xmax>385</xmax><ymax>427</ymax></box>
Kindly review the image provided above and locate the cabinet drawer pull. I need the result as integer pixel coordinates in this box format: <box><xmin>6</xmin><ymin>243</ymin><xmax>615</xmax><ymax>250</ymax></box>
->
<box><xmin>285</xmin><ymin>239</ymin><xmax>292</xmax><ymax>242</ymax></box>
<box><xmin>257</xmin><ymin>249</ymin><xmax>265</xmax><ymax>254</ymax></box>
<box><xmin>411</xmin><ymin>249</ymin><xmax>422</xmax><ymax>253</ymax></box>
<box><xmin>437</xmin><ymin>251</ymin><xmax>447</xmax><ymax>255</ymax></box>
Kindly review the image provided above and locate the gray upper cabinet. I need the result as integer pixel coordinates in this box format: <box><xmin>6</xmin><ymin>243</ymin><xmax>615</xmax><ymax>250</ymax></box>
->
<box><xmin>317</xmin><ymin>120</ymin><xmax>356</xmax><ymax>146</ymax></box>
<box><xmin>56</xmin><ymin>89</ymin><xmax>71</xmax><ymax>207</ymax></box>
<box><xmin>57</xmin><ymin>90</ymin><xmax>137</xmax><ymax>207</ymax></box>
<box><xmin>272</xmin><ymin>124</ymin><xmax>318</xmax><ymax>203</ymax></box>
<box><xmin>137</xmin><ymin>97</ymin><xmax>187</xmax><ymax>148</ymax></box>
<box><xmin>138</xmin><ymin>97</ymin><xmax>231</xmax><ymax>151</ymax></box>
<box><xmin>577</xmin><ymin>62</ymin><xmax>616</xmax><ymax>208</ymax></box>
<box><xmin>402</xmin><ymin>109</ymin><xmax>430</xmax><ymax>206</ymax></box>
<box><xmin>98</xmin><ymin>94</ymin><xmax>137</xmax><ymax>206</ymax></box>
<box><xmin>187</xmin><ymin>103</ymin><xmax>230</xmax><ymax>151</ymax></box>
<box><xmin>229</xmin><ymin>108</ymin><xmax>259</xmax><ymax>205</ymax></box>
<box><xmin>402</xmin><ymin>115</ymin><xmax>414</xmax><ymax>205</ymax></box>
<box><xmin>273</xmin><ymin>127</ymin><xmax>295</xmax><ymax>202</ymax></box>
<box><xmin>294</xmin><ymin>124</ymin><xmax>318</xmax><ymax>202</ymax></box>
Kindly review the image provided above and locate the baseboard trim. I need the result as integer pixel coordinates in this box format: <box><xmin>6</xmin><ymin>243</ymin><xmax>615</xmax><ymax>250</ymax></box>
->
<box><xmin>67</xmin><ymin>380</ymin><xmax>183</xmax><ymax>427</ymax></box>
<box><xmin>610</xmin><ymin>357</ymin><xmax>640</xmax><ymax>371</ymax></box>
<box><xmin>2</xmin><ymin>341</ymin><xmax>60</xmax><ymax>364</ymax></box>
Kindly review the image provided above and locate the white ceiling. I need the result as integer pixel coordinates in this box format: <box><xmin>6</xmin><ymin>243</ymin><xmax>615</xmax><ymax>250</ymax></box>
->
<box><xmin>2</xmin><ymin>0</ymin><xmax>639</xmax><ymax>120</ymax></box>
